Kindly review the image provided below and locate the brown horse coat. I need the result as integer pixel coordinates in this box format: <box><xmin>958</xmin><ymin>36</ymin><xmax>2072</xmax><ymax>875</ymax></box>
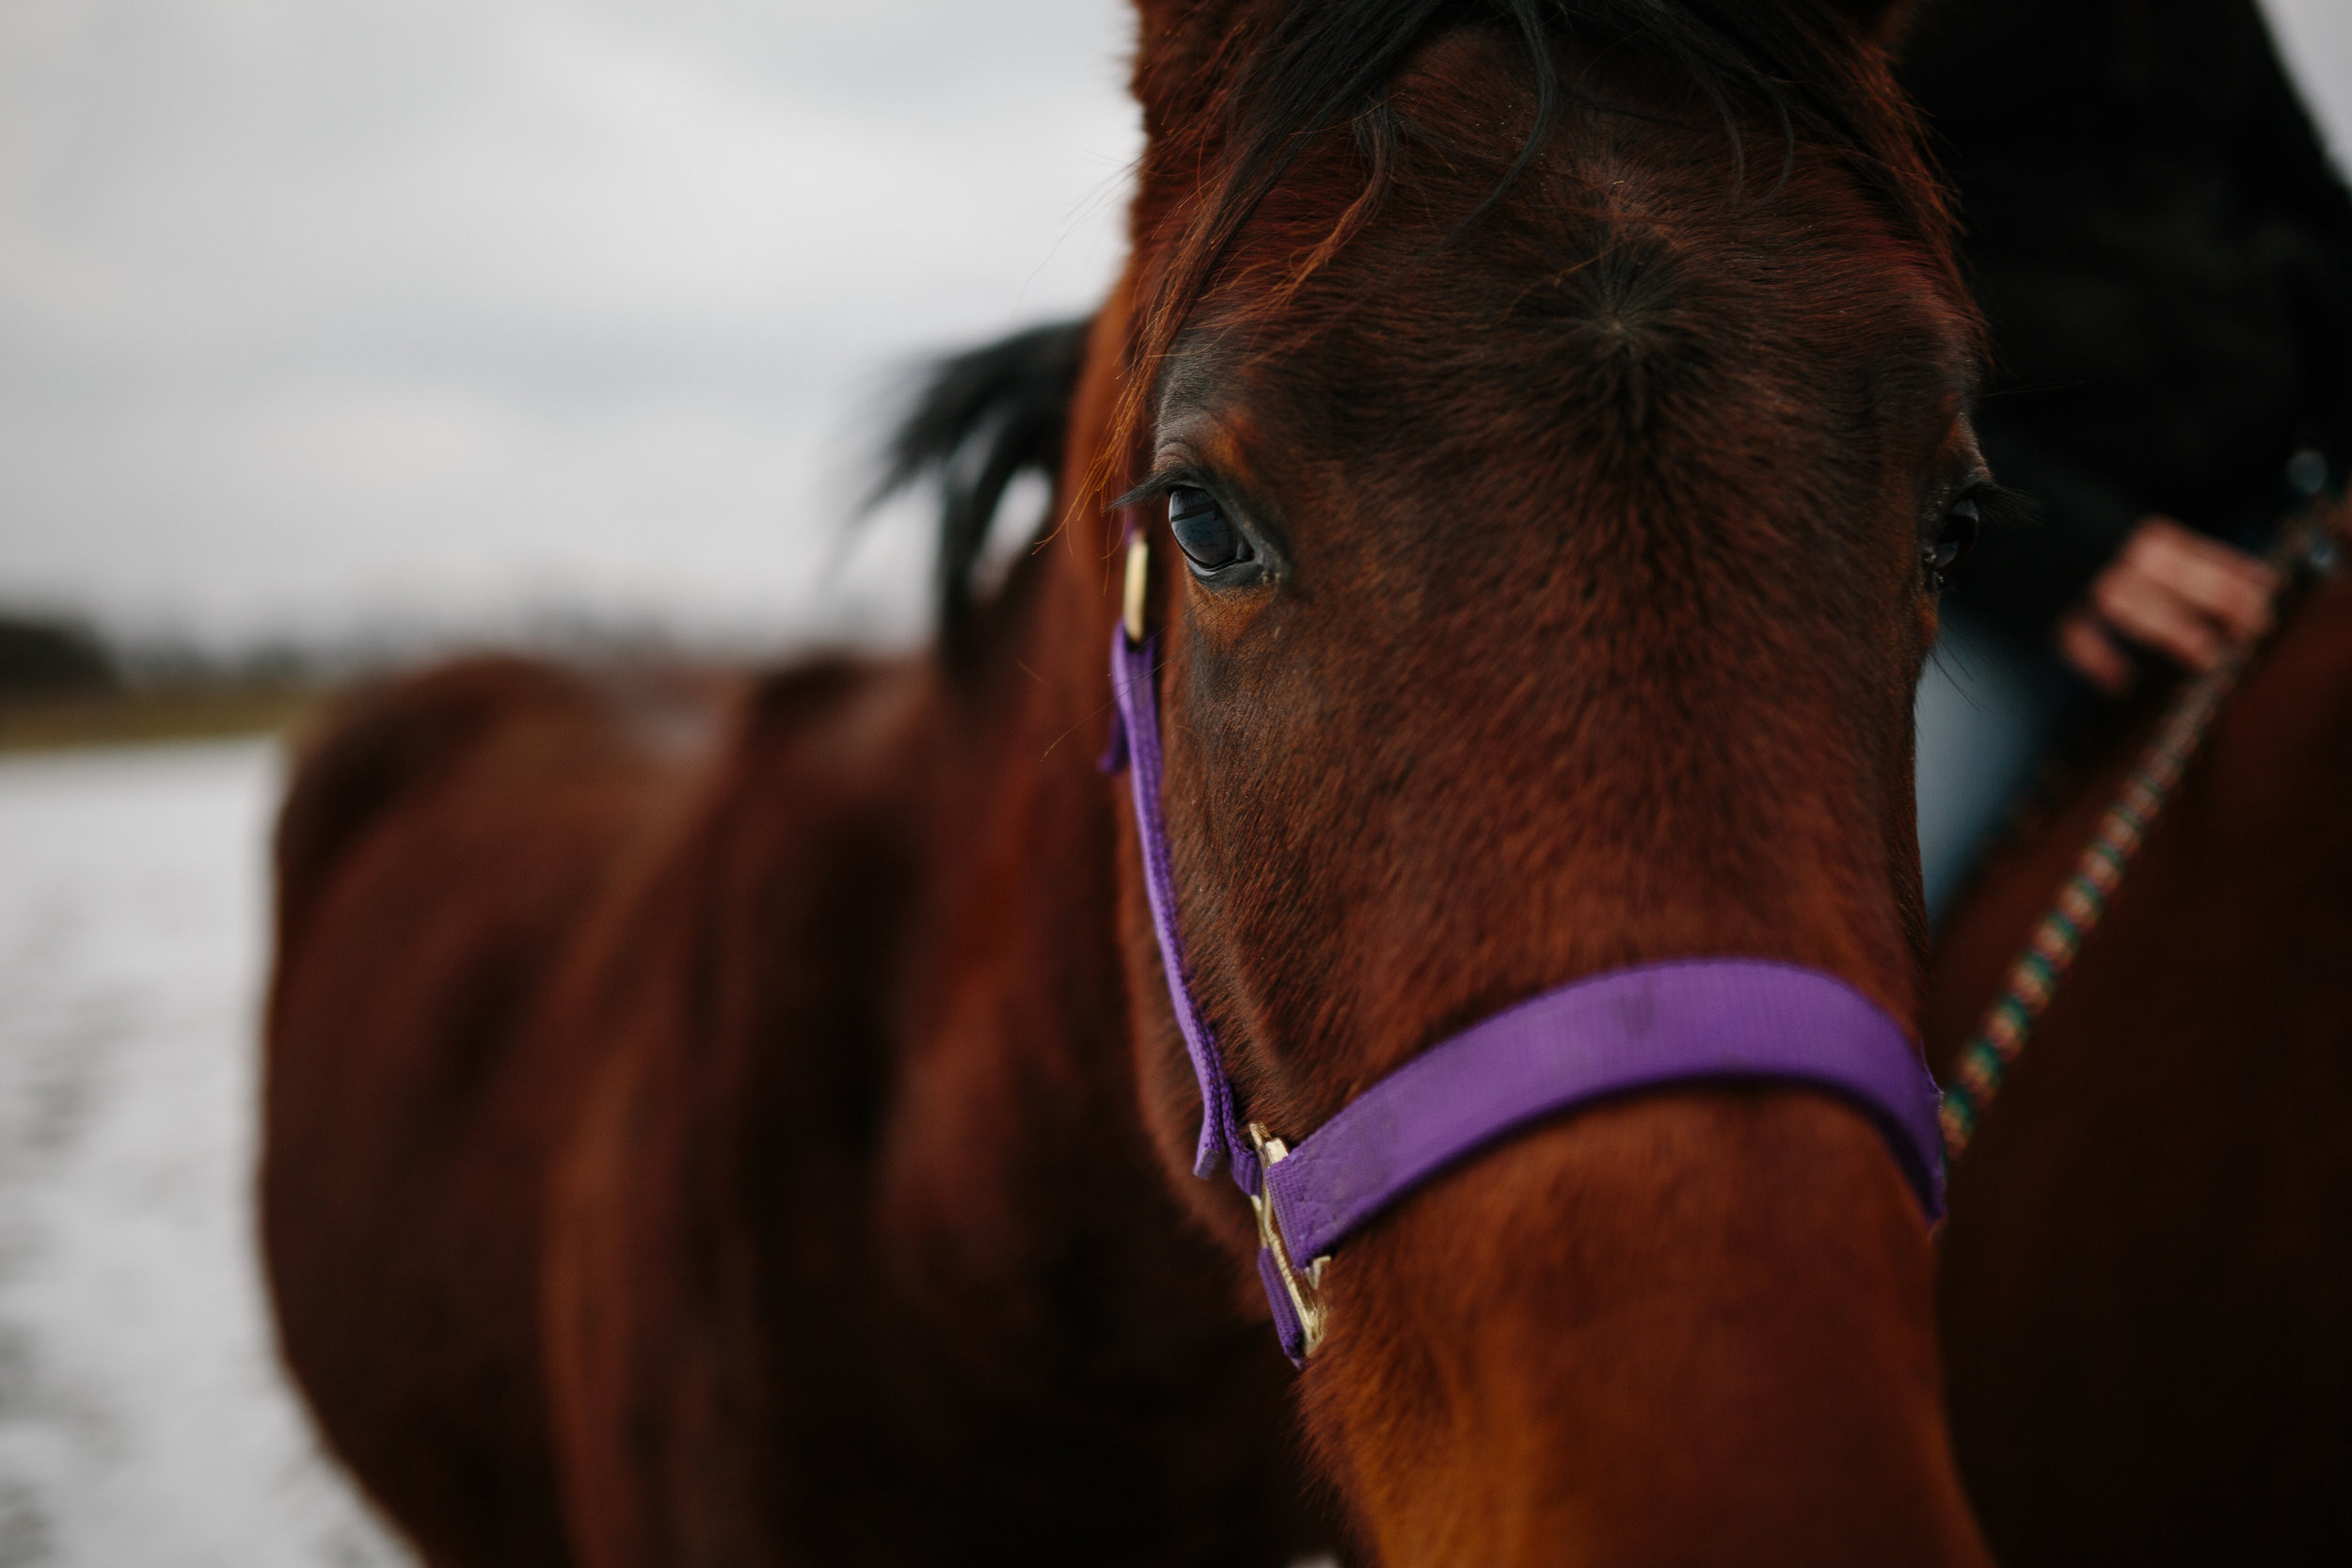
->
<box><xmin>1930</xmin><ymin>570</ymin><xmax>2352</xmax><ymax>1562</ymax></box>
<box><xmin>265</xmin><ymin>3</ymin><xmax>2000</xmax><ymax>1562</ymax></box>
<box><xmin>269</xmin><ymin>599</ymin><xmax>1323</xmax><ymax>1568</ymax></box>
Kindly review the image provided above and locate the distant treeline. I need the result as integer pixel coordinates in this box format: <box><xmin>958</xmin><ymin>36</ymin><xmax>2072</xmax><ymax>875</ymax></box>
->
<box><xmin>0</xmin><ymin>606</ymin><xmax>849</xmax><ymax>750</ymax></box>
<box><xmin>0</xmin><ymin>615</ymin><xmax>114</xmax><ymax>695</ymax></box>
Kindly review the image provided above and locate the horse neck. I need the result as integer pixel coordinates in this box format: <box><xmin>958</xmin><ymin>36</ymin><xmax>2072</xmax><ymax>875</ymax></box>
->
<box><xmin>878</xmin><ymin>444</ymin><xmax>1223</xmax><ymax>1248</ymax></box>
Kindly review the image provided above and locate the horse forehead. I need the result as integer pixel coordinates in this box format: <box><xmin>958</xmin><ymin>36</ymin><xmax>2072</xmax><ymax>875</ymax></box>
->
<box><xmin>1154</xmin><ymin>33</ymin><xmax>1974</xmax><ymax>458</ymax></box>
<box><xmin>1205</xmin><ymin>213</ymin><xmax>1964</xmax><ymax>465</ymax></box>
<box><xmin>1219</xmin><ymin>138</ymin><xmax>1955</xmax><ymax>391</ymax></box>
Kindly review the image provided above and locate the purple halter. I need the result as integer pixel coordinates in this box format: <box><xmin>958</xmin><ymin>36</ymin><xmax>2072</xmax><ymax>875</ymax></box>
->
<box><xmin>1101</xmin><ymin>531</ymin><xmax>1945</xmax><ymax>1366</ymax></box>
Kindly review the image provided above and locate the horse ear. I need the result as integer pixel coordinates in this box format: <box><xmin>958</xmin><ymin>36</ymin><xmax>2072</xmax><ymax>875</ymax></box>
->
<box><xmin>1129</xmin><ymin>0</ymin><xmax>1254</xmax><ymax>141</ymax></box>
<box><xmin>1817</xmin><ymin>0</ymin><xmax>1923</xmax><ymax>48</ymax></box>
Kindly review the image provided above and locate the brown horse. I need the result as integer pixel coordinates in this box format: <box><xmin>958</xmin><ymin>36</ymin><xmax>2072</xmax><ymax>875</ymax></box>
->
<box><xmin>1927</xmin><ymin>559</ymin><xmax>2352</xmax><ymax>1561</ymax></box>
<box><xmin>263</xmin><ymin>2</ymin><xmax>1999</xmax><ymax>1562</ymax></box>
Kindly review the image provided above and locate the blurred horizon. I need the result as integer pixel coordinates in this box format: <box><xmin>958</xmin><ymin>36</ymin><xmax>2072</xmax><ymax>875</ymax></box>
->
<box><xmin>3</xmin><ymin>0</ymin><xmax>2348</xmax><ymax>665</ymax></box>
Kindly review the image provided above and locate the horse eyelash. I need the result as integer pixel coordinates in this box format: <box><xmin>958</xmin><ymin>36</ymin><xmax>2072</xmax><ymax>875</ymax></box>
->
<box><xmin>1111</xmin><ymin>472</ymin><xmax>1203</xmax><ymax>514</ymax></box>
<box><xmin>1971</xmin><ymin>483</ymin><xmax>2039</xmax><ymax>534</ymax></box>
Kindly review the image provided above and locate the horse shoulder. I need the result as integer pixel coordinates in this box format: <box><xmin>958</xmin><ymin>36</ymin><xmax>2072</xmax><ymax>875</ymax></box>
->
<box><xmin>262</xmin><ymin>653</ymin><xmax>739</xmax><ymax>1568</ymax></box>
<box><xmin>536</xmin><ymin>653</ymin><xmax>935</xmax><ymax>1566</ymax></box>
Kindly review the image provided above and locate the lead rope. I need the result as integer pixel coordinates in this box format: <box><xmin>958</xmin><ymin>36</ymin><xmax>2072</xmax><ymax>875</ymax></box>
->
<box><xmin>1938</xmin><ymin>488</ymin><xmax>2349</xmax><ymax>1162</ymax></box>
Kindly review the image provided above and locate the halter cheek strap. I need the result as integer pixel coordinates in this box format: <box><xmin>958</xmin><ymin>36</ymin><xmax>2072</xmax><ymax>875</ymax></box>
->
<box><xmin>1101</xmin><ymin>529</ymin><xmax>1946</xmax><ymax>1366</ymax></box>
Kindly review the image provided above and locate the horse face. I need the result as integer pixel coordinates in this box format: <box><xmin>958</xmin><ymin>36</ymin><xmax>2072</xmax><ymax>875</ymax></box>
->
<box><xmin>1104</xmin><ymin>3</ymin><xmax>1993</xmax><ymax>1560</ymax></box>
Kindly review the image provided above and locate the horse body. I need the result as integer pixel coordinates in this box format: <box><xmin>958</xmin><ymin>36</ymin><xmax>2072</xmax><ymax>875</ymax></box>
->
<box><xmin>1928</xmin><ymin>569</ymin><xmax>2352</xmax><ymax>1560</ymax></box>
<box><xmin>264</xmin><ymin>657</ymin><xmax>740</xmax><ymax>1566</ymax></box>
<box><xmin>270</xmin><ymin>595</ymin><xmax>1322</xmax><ymax>1565</ymax></box>
<box><xmin>267</xmin><ymin>3</ymin><xmax>2001</xmax><ymax>1562</ymax></box>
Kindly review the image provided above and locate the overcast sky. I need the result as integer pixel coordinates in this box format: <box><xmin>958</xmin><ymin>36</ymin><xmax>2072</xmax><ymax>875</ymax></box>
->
<box><xmin>2</xmin><ymin>1</ymin><xmax>2348</xmax><ymax>655</ymax></box>
<box><xmin>0</xmin><ymin>0</ymin><xmax>1140</xmax><ymax>653</ymax></box>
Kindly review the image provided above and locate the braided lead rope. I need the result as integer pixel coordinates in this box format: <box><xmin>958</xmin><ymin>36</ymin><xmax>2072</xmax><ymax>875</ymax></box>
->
<box><xmin>1939</xmin><ymin>496</ymin><xmax>2349</xmax><ymax>1163</ymax></box>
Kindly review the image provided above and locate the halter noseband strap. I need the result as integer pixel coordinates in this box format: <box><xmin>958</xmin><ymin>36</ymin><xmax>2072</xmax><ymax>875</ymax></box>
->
<box><xmin>1102</xmin><ymin>531</ymin><xmax>1946</xmax><ymax>1366</ymax></box>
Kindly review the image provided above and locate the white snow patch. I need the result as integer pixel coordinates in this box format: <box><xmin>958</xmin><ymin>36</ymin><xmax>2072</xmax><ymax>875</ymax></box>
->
<box><xmin>0</xmin><ymin>740</ymin><xmax>410</xmax><ymax>1568</ymax></box>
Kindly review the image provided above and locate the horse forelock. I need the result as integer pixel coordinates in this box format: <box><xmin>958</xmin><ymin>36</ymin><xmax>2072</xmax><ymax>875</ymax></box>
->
<box><xmin>1115</xmin><ymin>0</ymin><xmax>1971</xmax><ymax>469</ymax></box>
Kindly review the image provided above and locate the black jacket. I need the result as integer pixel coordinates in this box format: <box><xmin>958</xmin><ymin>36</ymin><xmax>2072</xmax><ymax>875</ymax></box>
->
<box><xmin>1901</xmin><ymin>0</ymin><xmax>2352</xmax><ymax>639</ymax></box>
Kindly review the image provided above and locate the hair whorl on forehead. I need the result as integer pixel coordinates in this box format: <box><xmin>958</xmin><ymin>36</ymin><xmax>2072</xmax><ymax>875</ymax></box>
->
<box><xmin>1117</xmin><ymin>0</ymin><xmax>1956</xmax><ymax>462</ymax></box>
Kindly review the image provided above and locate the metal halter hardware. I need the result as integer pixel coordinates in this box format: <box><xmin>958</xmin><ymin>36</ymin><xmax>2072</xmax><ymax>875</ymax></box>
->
<box><xmin>1246</xmin><ymin>1124</ymin><xmax>1328</xmax><ymax>1357</ymax></box>
<box><xmin>1103</xmin><ymin>520</ymin><xmax>1946</xmax><ymax>1366</ymax></box>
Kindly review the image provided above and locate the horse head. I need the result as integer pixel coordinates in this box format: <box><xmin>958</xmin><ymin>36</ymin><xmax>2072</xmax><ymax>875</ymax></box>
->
<box><xmin>1053</xmin><ymin>1</ymin><xmax>1994</xmax><ymax>1558</ymax></box>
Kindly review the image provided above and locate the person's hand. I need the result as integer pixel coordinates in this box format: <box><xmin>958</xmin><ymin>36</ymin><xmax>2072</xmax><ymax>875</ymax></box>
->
<box><xmin>2056</xmin><ymin>516</ymin><xmax>2280</xmax><ymax>695</ymax></box>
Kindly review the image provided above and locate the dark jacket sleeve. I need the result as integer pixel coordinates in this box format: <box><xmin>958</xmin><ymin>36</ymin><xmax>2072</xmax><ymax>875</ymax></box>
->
<box><xmin>1906</xmin><ymin>0</ymin><xmax>2352</xmax><ymax>647</ymax></box>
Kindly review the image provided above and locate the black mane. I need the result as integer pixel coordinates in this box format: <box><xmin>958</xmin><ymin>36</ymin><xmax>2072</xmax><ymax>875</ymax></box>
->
<box><xmin>872</xmin><ymin>317</ymin><xmax>1091</xmax><ymax>659</ymax></box>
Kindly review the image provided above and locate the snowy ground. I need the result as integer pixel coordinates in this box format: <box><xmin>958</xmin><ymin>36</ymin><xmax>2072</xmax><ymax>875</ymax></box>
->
<box><xmin>0</xmin><ymin>739</ymin><xmax>412</xmax><ymax>1568</ymax></box>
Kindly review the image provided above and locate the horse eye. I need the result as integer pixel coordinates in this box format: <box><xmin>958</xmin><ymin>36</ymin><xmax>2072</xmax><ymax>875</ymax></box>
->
<box><xmin>1930</xmin><ymin>495</ymin><xmax>1980</xmax><ymax>583</ymax></box>
<box><xmin>1168</xmin><ymin>486</ymin><xmax>1252</xmax><ymax>574</ymax></box>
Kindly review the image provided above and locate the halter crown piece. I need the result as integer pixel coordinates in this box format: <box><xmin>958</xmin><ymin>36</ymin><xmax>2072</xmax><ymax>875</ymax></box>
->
<box><xmin>1100</xmin><ymin>516</ymin><xmax>1946</xmax><ymax>1366</ymax></box>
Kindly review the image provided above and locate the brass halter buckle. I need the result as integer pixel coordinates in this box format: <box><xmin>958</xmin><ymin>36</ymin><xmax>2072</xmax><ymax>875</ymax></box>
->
<box><xmin>1122</xmin><ymin>531</ymin><xmax>1151</xmax><ymax>643</ymax></box>
<box><xmin>1246</xmin><ymin>1122</ymin><xmax>1330</xmax><ymax>1358</ymax></box>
